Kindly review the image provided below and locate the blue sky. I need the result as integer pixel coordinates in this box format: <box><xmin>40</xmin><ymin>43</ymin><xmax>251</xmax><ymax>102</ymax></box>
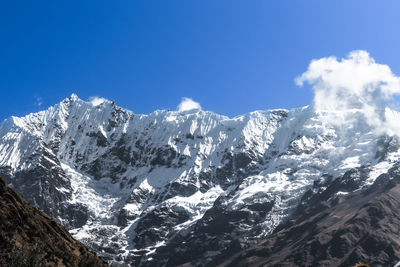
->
<box><xmin>1</xmin><ymin>1</ymin><xmax>400</xmax><ymax>121</ymax></box>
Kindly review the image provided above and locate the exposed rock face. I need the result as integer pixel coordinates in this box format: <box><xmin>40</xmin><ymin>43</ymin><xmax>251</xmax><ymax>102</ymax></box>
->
<box><xmin>0</xmin><ymin>176</ymin><xmax>107</xmax><ymax>267</ymax></box>
<box><xmin>1</xmin><ymin>94</ymin><xmax>400</xmax><ymax>266</ymax></box>
<box><xmin>221</xmin><ymin>164</ymin><xmax>400</xmax><ymax>267</ymax></box>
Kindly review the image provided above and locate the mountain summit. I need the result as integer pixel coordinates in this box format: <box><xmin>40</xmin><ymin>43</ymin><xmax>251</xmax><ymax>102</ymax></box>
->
<box><xmin>1</xmin><ymin>93</ymin><xmax>400</xmax><ymax>265</ymax></box>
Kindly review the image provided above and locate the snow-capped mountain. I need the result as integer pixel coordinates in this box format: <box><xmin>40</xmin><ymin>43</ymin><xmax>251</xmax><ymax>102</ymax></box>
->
<box><xmin>1</xmin><ymin>94</ymin><xmax>400</xmax><ymax>266</ymax></box>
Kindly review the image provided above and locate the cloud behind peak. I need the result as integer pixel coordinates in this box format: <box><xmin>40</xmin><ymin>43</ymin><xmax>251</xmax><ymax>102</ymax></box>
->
<box><xmin>296</xmin><ymin>50</ymin><xmax>400</xmax><ymax>135</ymax></box>
<box><xmin>177</xmin><ymin>97</ymin><xmax>202</xmax><ymax>112</ymax></box>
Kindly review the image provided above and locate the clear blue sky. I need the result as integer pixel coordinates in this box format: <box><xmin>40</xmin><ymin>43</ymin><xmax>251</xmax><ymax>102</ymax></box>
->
<box><xmin>1</xmin><ymin>1</ymin><xmax>400</xmax><ymax>121</ymax></box>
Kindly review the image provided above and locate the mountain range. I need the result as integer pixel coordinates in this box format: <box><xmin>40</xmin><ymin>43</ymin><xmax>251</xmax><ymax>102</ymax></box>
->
<box><xmin>1</xmin><ymin>94</ymin><xmax>400</xmax><ymax>266</ymax></box>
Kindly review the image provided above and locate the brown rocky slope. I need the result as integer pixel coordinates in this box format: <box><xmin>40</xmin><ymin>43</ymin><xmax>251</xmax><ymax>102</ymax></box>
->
<box><xmin>0</xmin><ymin>176</ymin><xmax>108</xmax><ymax>267</ymax></box>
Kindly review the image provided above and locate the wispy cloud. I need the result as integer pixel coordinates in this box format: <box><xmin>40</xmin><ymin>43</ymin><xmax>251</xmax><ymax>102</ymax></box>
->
<box><xmin>34</xmin><ymin>95</ymin><xmax>43</xmax><ymax>108</ymax></box>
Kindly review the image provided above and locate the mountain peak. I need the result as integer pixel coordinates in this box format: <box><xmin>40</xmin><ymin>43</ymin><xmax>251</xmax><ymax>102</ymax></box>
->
<box><xmin>70</xmin><ymin>93</ymin><xmax>79</xmax><ymax>101</ymax></box>
<box><xmin>60</xmin><ymin>93</ymin><xmax>83</xmax><ymax>108</ymax></box>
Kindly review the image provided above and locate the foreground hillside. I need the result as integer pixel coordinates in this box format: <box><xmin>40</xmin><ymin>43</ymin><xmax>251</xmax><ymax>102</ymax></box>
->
<box><xmin>0</xmin><ymin>176</ymin><xmax>107</xmax><ymax>267</ymax></box>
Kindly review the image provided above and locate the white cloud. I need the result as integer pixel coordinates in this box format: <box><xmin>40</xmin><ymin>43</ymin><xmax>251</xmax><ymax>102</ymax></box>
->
<box><xmin>177</xmin><ymin>97</ymin><xmax>202</xmax><ymax>112</ymax></box>
<box><xmin>296</xmin><ymin>50</ymin><xmax>400</xmax><ymax>136</ymax></box>
<box><xmin>89</xmin><ymin>96</ymin><xmax>107</xmax><ymax>106</ymax></box>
